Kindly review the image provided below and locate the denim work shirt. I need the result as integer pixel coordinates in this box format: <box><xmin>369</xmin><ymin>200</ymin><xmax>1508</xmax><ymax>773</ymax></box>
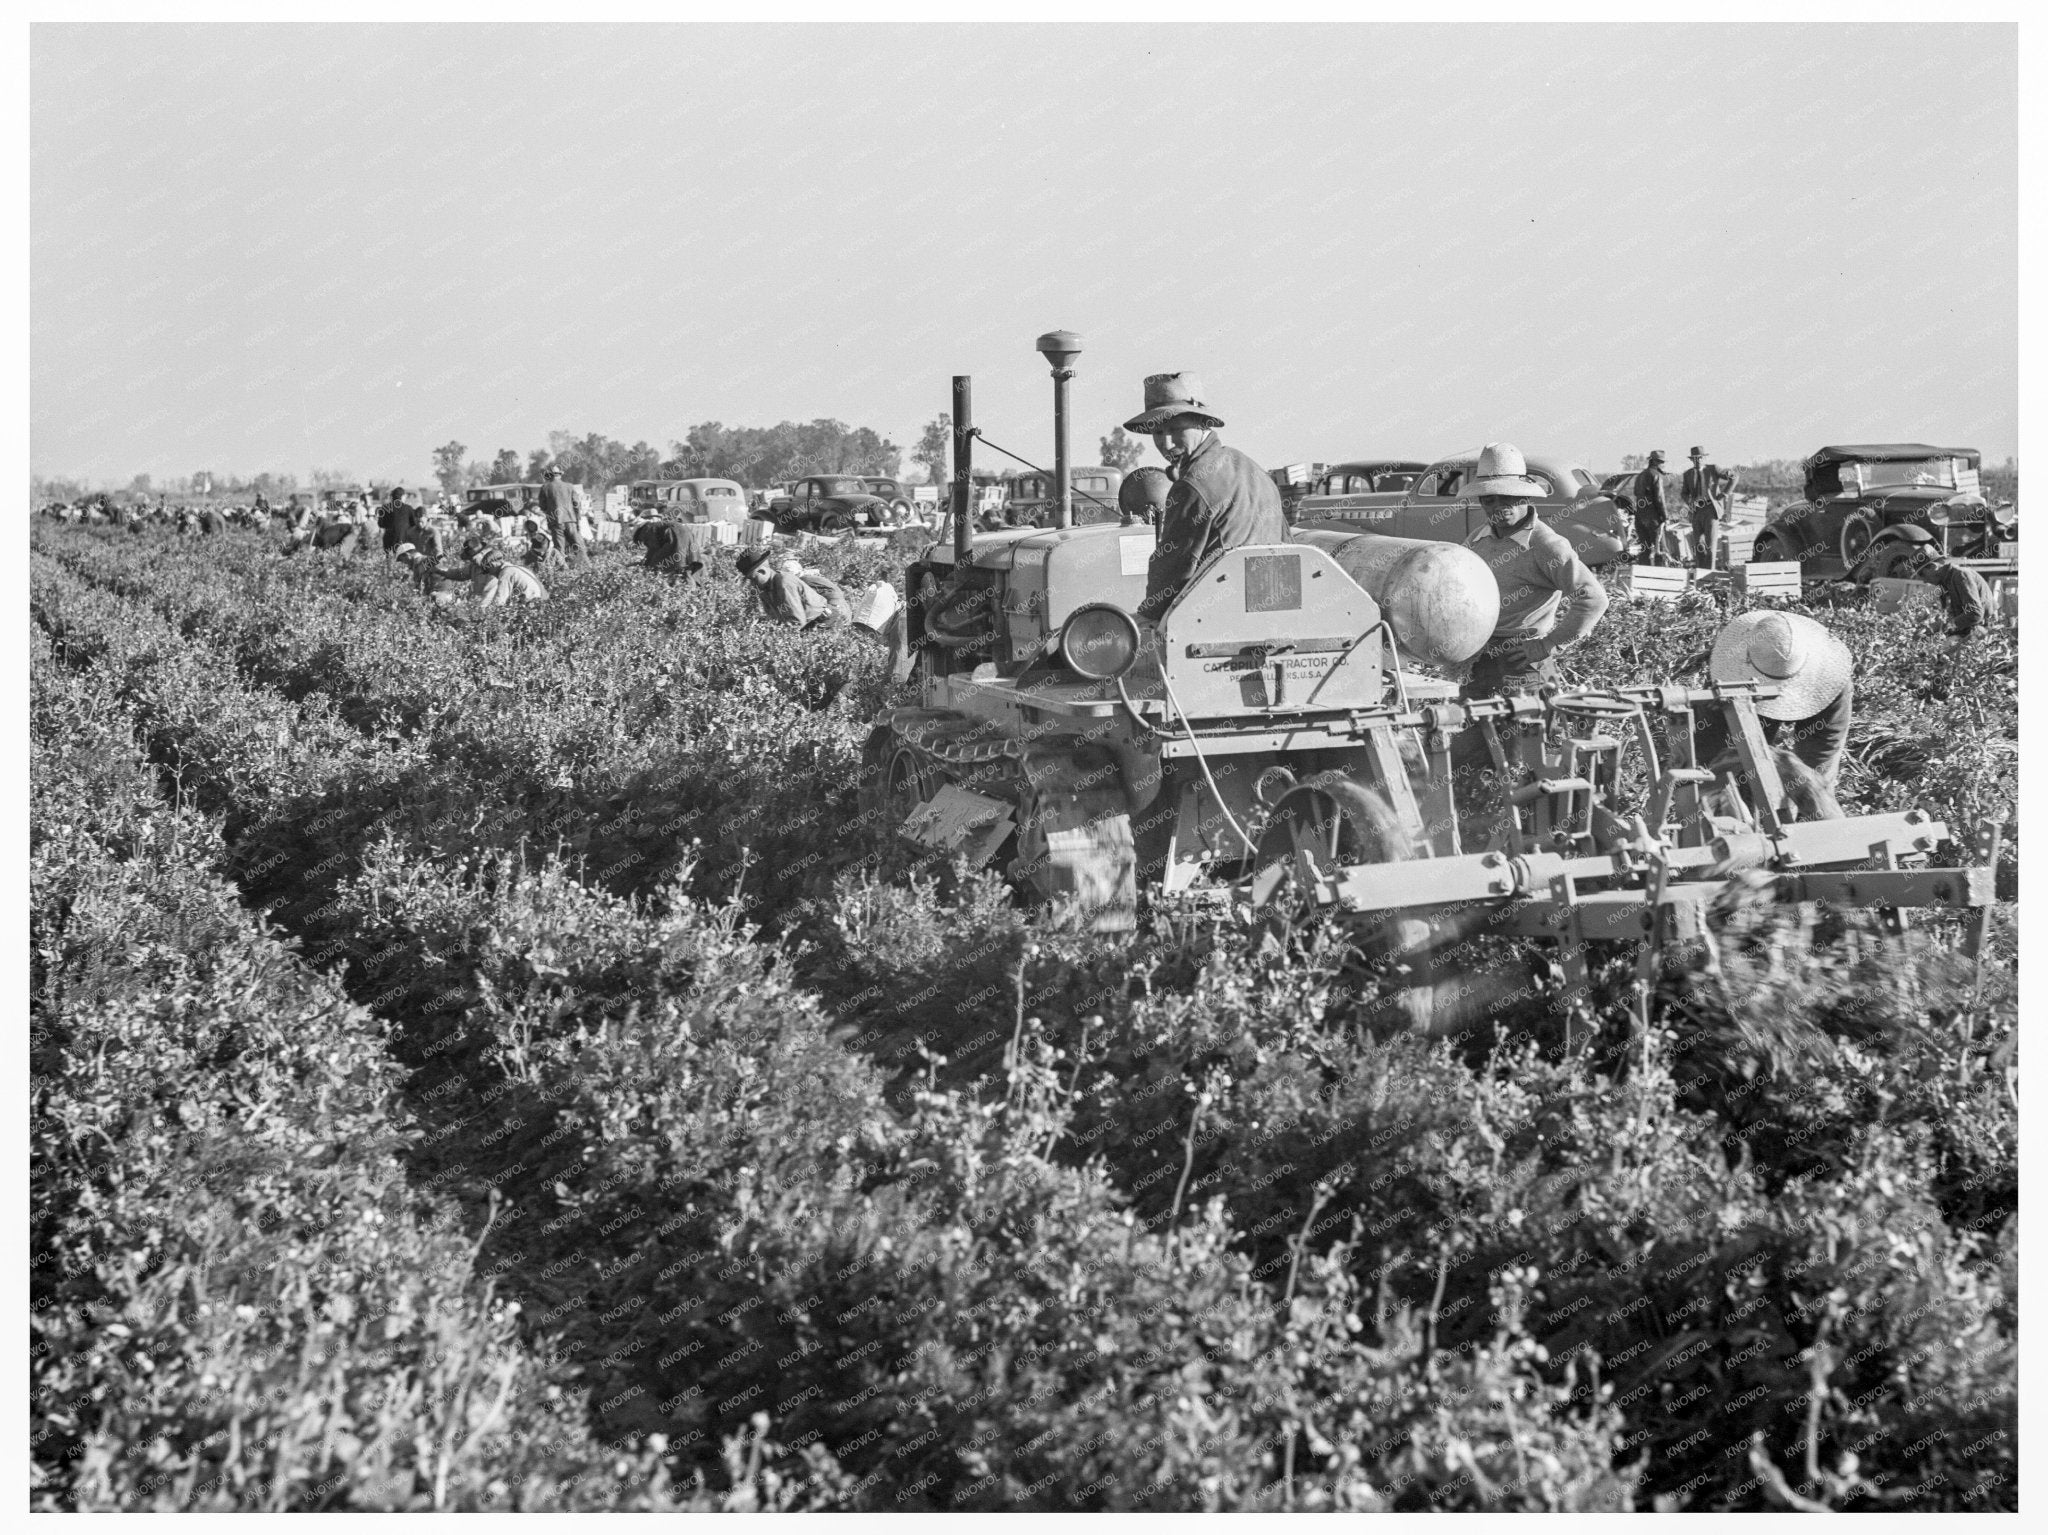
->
<box><xmin>1139</xmin><ymin>433</ymin><xmax>1287</xmax><ymax>621</ymax></box>
<box><xmin>1465</xmin><ymin>512</ymin><xmax>1609</xmax><ymax>656</ymax></box>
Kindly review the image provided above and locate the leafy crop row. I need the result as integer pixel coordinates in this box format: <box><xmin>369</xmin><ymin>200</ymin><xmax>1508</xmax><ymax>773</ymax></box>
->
<box><xmin>28</xmin><ymin>523</ymin><xmax>2017</xmax><ymax>1509</ymax></box>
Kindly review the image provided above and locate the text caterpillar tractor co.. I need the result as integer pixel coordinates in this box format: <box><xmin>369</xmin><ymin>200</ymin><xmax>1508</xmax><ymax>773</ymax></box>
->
<box><xmin>860</xmin><ymin>345</ymin><xmax>1998</xmax><ymax>1038</ymax></box>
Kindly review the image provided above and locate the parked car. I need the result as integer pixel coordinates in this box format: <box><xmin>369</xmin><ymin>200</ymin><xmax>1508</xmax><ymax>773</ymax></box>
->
<box><xmin>1749</xmin><ymin>444</ymin><xmax>2014</xmax><ymax>579</ymax></box>
<box><xmin>857</xmin><ymin>478</ymin><xmax>920</xmax><ymax>523</ymax></box>
<box><xmin>1292</xmin><ymin>460</ymin><xmax>1432</xmax><ymax>525</ymax></box>
<box><xmin>1000</xmin><ymin>466</ymin><xmax>1127</xmax><ymax>526</ymax></box>
<box><xmin>768</xmin><ymin>475</ymin><xmax>895</xmax><ymax>533</ymax></box>
<box><xmin>465</xmin><ymin>483</ymin><xmax>542</xmax><ymax>513</ymax></box>
<box><xmin>1292</xmin><ymin>450</ymin><xmax>1629</xmax><ymax>566</ymax></box>
<box><xmin>627</xmin><ymin>478</ymin><xmax>750</xmax><ymax>525</ymax></box>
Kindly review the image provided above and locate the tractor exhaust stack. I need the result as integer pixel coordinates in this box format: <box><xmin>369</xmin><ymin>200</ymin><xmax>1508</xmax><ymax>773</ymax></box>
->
<box><xmin>1036</xmin><ymin>331</ymin><xmax>1082</xmax><ymax>529</ymax></box>
<box><xmin>950</xmin><ymin>375</ymin><xmax>975</xmax><ymax>564</ymax></box>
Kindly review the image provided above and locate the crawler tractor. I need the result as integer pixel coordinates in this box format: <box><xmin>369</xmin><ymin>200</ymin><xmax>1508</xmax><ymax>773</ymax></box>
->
<box><xmin>861</xmin><ymin>350</ymin><xmax>1997</xmax><ymax>1038</ymax></box>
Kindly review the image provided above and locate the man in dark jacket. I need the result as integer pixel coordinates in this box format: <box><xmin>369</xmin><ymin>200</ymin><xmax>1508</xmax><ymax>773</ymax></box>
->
<box><xmin>537</xmin><ymin>466</ymin><xmax>589</xmax><ymax>571</ymax></box>
<box><xmin>1908</xmin><ymin>541</ymin><xmax>1994</xmax><ymax>638</ymax></box>
<box><xmin>1632</xmin><ymin>450</ymin><xmax>1672</xmax><ymax>565</ymax></box>
<box><xmin>632</xmin><ymin>518</ymin><xmax>712</xmax><ymax>581</ymax></box>
<box><xmin>378</xmin><ymin>487</ymin><xmax>424</xmax><ymax>559</ymax></box>
<box><xmin>1123</xmin><ymin>373</ymin><xmax>1286</xmax><ymax>621</ymax></box>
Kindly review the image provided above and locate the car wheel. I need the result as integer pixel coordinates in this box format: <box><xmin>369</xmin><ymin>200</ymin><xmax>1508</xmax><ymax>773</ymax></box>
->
<box><xmin>820</xmin><ymin>511</ymin><xmax>855</xmax><ymax>534</ymax></box>
<box><xmin>1869</xmin><ymin>542</ymin><xmax>1921</xmax><ymax>581</ymax></box>
<box><xmin>1749</xmin><ymin>530</ymin><xmax>1792</xmax><ymax>565</ymax></box>
<box><xmin>1839</xmin><ymin>511</ymin><xmax>1879</xmax><ymax>568</ymax></box>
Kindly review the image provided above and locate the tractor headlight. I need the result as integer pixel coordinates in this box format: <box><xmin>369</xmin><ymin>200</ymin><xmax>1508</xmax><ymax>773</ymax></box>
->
<box><xmin>1059</xmin><ymin>603</ymin><xmax>1142</xmax><ymax>681</ymax></box>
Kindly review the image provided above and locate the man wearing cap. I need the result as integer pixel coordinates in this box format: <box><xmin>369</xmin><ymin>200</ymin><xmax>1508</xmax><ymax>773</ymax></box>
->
<box><xmin>1632</xmin><ymin>451</ymin><xmax>1673</xmax><ymax>566</ymax></box>
<box><xmin>1123</xmin><ymin>373</ymin><xmax>1286</xmax><ymax>622</ymax></box>
<box><xmin>737</xmin><ymin>547</ymin><xmax>851</xmax><ymax>629</ymax></box>
<box><xmin>537</xmin><ymin>465</ymin><xmax>590</xmax><ymax>572</ymax></box>
<box><xmin>468</xmin><ymin>543</ymin><xmax>550</xmax><ymax>606</ymax></box>
<box><xmin>1680</xmin><ymin>447</ymin><xmax>1733</xmax><ymax>572</ymax></box>
<box><xmin>1690</xmin><ymin>611</ymin><xmax>1854</xmax><ymax>792</ymax></box>
<box><xmin>1902</xmin><ymin>533</ymin><xmax>1993</xmax><ymax>638</ymax></box>
<box><xmin>1460</xmin><ymin>443</ymin><xmax>1609</xmax><ymax>699</ymax></box>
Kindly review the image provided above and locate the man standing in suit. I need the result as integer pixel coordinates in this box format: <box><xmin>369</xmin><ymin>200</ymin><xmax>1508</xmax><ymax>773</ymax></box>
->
<box><xmin>537</xmin><ymin>465</ymin><xmax>590</xmax><ymax>571</ymax></box>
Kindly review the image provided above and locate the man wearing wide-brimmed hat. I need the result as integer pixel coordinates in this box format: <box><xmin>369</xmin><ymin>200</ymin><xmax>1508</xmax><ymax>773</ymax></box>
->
<box><xmin>1123</xmin><ymin>373</ymin><xmax>1286</xmax><ymax>622</ymax></box>
<box><xmin>1632</xmin><ymin>449</ymin><xmax>1673</xmax><ymax>566</ymax></box>
<box><xmin>1692</xmin><ymin>610</ymin><xmax>1854</xmax><ymax>789</ymax></box>
<box><xmin>1459</xmin><ymin>443</ymin><xmax>1609</xmax><ymax>700</ymax></box>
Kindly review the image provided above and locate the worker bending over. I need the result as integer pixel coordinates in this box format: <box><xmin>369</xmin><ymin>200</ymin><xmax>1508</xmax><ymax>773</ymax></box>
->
<box><xmin>1460</xmin><ymin>442</ymin><xmax>1609</xmax><ymax>698</ymax></box>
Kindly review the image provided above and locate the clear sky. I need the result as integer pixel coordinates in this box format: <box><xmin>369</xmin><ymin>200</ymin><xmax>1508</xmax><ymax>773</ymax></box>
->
<box><xmin>31</xmin><ymin>22</ymin><xmax>2016</xmax><ymax>486</ymax></box>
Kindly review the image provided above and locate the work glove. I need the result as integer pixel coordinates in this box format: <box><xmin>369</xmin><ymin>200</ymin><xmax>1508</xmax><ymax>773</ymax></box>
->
<box><xmin>1514</xmin><ymin>636</ymin><xmax>1553</xmax><ymax>666</ymax></box>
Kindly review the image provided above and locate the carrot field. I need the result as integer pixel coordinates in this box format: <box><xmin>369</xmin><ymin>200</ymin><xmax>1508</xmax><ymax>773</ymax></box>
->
<box><xmin>28</xmin><ymin>520</ymin><xmax>2018</xmax><ymax>1511</ymax></box>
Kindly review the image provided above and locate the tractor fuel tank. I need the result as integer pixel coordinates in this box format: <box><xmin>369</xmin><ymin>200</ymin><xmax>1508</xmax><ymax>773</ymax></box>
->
<box><xmin>1290</xmin><ymin>529</ymin><xmax>1499</xmax><ymax>670</ymax></box>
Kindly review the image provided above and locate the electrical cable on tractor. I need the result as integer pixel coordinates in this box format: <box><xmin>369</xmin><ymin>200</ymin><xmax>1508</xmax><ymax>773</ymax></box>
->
<box><xmin>859</xmin><ymin>335</ymin><xmax>1999</xmax><ymax>1044</ymax></box>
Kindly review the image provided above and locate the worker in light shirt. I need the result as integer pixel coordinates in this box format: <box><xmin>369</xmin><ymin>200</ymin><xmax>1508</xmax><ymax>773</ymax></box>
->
<box><xmin>1458</xmin><ymin>442</ymin><xmax>1609</xmax><ymax>699</ymax></box>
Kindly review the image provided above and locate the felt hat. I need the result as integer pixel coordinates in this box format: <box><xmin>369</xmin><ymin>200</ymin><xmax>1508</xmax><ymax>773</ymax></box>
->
<box><xmin>735</xmin><ymin>546</ymin><xmax>773</xmax><ymax>578</ymax></box>
<box><xmin>1708</xmin><ymin>611</ymin><xmax>1852</xmax><ymax>720</ymax></box>
<box><xmin>1123</xmin><ymin>373</ymin><xmax>1224</xmax><ymax>433</ymax></box>
<box><xmin>1689</xmin><ymin>446</ymin><xmax>1706</xmax><ymax>459</ymax></box>
<box><xmin>544</xmin><ymin>465</ymin><xmax>564</xmax><ymax>478</ymax></box>
<box><xmin>394</xmin><ymin>542</ymin><xmax>420</xmax><ymax>558</ymax></box>
<box><xmin>1468</xmin><ymin>442</ymin><xmax>1547</xmax><ymax>500</ymax></box>
<box><xmin>1647</xmin><ymin>449</ymin><xmax>1667</xmax><ymax>466</ymax></box>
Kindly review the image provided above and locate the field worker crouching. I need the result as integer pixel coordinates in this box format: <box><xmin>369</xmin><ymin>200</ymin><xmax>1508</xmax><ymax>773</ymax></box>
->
<box><xmin>469</xmin><ymin>543</ymin><xmax>550</xmax><ymax>606</ymax></box>
<box><xmin>632</xmin><ymin>518</ymin><xmax>713</xmax><ymax>582</ymax></box>
<box><xmin>394</xmin><ymin>544</ymin><xmax>472</xmax><ymax>607</ymax></box>
<box><xmin>737</xmin><ymin>547</ymin><xmax>851</xmax><ymax>630</ymax></box>
<box><xmin>1124</xmin><ymin>373</ymin><xmax>1286</xmax><ymax>622</ymax></box>
<box><xmin>1680</xmin><ymin>611</ymin><xmax>1852</xmax><ymax>815</ymax></box>
<box><xmin>1889</xmin><ymin>526</ymin><xmax>1994</xmax><ymax>639</ymax></box>
<box><xmin>1460</xmin><ymin>443</ymin><xmax>1609</xmax><ymax>699</ymax></box>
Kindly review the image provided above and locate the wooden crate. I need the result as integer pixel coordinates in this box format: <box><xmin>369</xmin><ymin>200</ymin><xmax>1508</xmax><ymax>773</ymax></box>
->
<box><xmin>1733</xmin><ymin>560</ymin><xmax>1802</xmax><ymax>600</ymax></box>
<box><xmin>741</xmin><ymin>517</ymin><xmax>777</xmax><ymax>546</ymax></box>
<box><xmin>1990</xmin><ymin>575</ymin><xmax>2019</xmax><ymax>623</ymax></box>
<box><xmin>1622</xmin><ymin>564</ymin><xmax>1692</xmax><ymax>601</ymax></box>
<box><xmin>1870</xmin><ymin>577</ymin><xmax>1941</xmax><ymax>614</ymax></box>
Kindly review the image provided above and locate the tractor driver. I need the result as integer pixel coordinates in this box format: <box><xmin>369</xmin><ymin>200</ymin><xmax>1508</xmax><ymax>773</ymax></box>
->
<box><xmin>1460</xmin><ymin>442</ymin><xmax>1609</xmax><ymax>699</ymax></box>
<box><xmin>1123</xmin><ymin>373</ymin><xmax>1287</xmax><ymax>622</ymax></box>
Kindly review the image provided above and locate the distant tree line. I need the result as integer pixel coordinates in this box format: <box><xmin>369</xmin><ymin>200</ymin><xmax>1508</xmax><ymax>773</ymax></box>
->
<box><xmin>429</xmin><ymin>421</ymin><xmax>907</xmax><ymax>499</ymax></box>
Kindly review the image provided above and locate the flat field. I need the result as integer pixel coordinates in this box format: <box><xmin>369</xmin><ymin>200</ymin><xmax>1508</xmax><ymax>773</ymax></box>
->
<box><xmin>29</xmin><ymin>522</ymin><xmax>2017</xmax><ymax>1511</ymax></box>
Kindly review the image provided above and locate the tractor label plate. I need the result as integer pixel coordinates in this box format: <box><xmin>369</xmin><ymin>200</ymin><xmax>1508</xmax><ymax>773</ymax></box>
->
<box><xmin>902</xmin><ymin>784</ymin><xmax>1015</xmax><ymax>867</ymax></box>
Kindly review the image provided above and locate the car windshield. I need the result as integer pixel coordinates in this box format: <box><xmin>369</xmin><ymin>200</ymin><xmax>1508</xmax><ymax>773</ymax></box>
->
<box><xmin>1849</xmin><ymin>458</ymin><xmax>1957</xmax><ymax>492</ymax></box>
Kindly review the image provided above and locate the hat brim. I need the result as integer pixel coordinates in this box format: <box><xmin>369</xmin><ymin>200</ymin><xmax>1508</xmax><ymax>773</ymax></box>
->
<box><xmin>1469</xmin><ymin>475</ymin><xmax>1547</xmax><ymax>500</ymax></box>
<box><xmin>1708</xmin><ymin>613</ymin><xmax>1852</xmax><ymax>720</ymax></box>
<box><xmin>1124</xmin><ymin>406</ymin><xmax>1225</xmax><ymax>433</ymax></box>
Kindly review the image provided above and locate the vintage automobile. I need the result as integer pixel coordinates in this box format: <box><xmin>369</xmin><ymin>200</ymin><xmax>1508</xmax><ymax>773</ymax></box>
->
<box><xmin>768</xmin><ymin>475</ymin><xmax>896</xmax><ymax>533</ymax></box>
<box><xmin>1748</xmin><ymin>444</ymin><xmax>2014</xmax><ymax>579</ymax></box>
<box><xmin>465</xmin><ymin>483</ymin><xmax>543</xmax><ymax>512</ymax></box>
<box><xmin>1292</xmin><ymin>460</ymin><xmax>1432</xmax><ymax>525</ymax></box>
<box><xmin>1000</xmin><ymin>466</ymin><xmax>1126</xmax><ymax>527</ymax></box>
<box><xmin>1292</xmin><ymin>449</ymin><xmax>1630</xmax><ymax>567</ymax></box>
<box><xmin>858</xmin><ymin>478</ymin><xmax>920</xmax><ymax>522</ymax></box>
<box><xmin>627</xmin><ymin>478</ymin><xmax>750</xmax><ymax>525</ymax></box>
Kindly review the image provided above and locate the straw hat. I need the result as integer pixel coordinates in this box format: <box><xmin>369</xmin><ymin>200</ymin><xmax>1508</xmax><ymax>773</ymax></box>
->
<box><xmin>1123</xmin><ymin>373</ymin><xmax>1225</xmax><ymax>433</ymax></box>
<box><xmin>1467</xmin><ymin>442</ymin><xmax>1546</xmax><ymax>500</ymax></box>
<box><xmin>1708</xmin><ymin>611</ymin><xmax>1852</xmax><ymax>720</ymax></box>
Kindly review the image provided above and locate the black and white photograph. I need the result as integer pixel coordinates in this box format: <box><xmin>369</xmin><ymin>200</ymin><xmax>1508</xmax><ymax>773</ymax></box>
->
<box><xmin>26</xmin><ymin>14</ymin><xmax>2021</xmax><ymax>1514</ymax></box>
